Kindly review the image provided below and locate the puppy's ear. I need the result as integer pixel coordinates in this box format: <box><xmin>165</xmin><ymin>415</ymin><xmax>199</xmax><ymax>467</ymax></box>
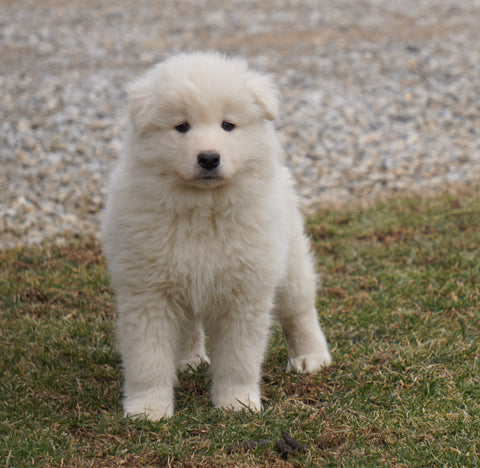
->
<box><xmin>127</xmin><ymin>72</ymin><xmax>157</xmax><ymax>135</ymax></box>
<box><xmin>246</xmin><ymin>71</ymin><xmax>279</xmax><ymax>121</ymax></box>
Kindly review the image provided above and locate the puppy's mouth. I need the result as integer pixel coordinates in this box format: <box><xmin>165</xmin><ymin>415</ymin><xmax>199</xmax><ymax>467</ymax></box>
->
<box><xmin>179</xmin><ymin>169</ymin><xmax>226</xmax><ymax>189</ymax></box>
<box><xmin>194</xmin><ymin>174</ymin><xmax>225</xmax><ymax>187</ymax></box>
<box><xmin>198</xmin><ymin>173</ymin><xmax>219</xmax><ymax>181</ymax></box>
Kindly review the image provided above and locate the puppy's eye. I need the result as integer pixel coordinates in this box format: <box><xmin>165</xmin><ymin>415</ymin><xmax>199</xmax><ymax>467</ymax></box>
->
<box><xmin>221</xmin><ymin>121</ymin><xmax>235</xmax><ymax>132</ymax></box>
<box><xmin>174</xmin><ymin>122</ymin><xmax>190</xmax><ymax>133</ymax></box>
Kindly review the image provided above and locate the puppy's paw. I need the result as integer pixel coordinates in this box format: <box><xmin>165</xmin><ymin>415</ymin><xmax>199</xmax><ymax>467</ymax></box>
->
<box><xmin>218</xmin><ymin>396</ymin><xmax>263</xmax><ymax>412</ymax></box>
<box><xmin>177</xmin><ymin>353</ymin><xmax>210</xmax><ymax>373</ymax></box>
<box><xmin>286</xmin><ymin>351</ymin><xmax>332</xmax><ymax>373</ymax></box>
<box><xmin>212</xmin><ymin>385</ymin><xmax>262</xmax><ymax>412</ymax></box>
<box><xmin>123</xmin><ymin>396</ymin><xmax>174</xmax><ymax>421</ymax></box>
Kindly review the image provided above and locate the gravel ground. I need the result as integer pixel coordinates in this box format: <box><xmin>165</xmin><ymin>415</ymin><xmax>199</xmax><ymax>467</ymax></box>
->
<box><xmin>2</xmin><ymin>0</ymin><xmax>480</xmax><ymax>248</ymax></box>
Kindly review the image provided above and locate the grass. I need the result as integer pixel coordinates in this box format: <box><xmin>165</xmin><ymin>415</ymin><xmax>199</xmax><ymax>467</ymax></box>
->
<box><xmin>1</xmin><ymin>192</ymin><xmax>479</xmax><ymax>467</ymax></box>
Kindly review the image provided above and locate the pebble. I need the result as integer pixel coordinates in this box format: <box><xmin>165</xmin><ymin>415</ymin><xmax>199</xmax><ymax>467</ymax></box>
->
<box><xmin>1</xmin><ymin>0</ymin><xmax>480</xmax><ymax>249</ymax></box>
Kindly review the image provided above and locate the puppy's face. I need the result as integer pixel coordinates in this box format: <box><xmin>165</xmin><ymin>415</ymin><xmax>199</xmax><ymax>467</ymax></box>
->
<box><xmin>127</xmin><ymin>53</ymin><xmax>280</xmax><ymax>189</ymax></box>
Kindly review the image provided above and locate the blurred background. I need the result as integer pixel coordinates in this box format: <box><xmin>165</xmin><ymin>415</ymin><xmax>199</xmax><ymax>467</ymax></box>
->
<box><xmin>1</xmin><ymin>0</ymin><xmax>479</xmax><ymax>248</ymax></box>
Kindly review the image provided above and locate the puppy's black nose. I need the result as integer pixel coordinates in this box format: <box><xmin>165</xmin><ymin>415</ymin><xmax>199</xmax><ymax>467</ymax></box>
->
<box><xmin>197</xmin><ymin>152</ymin><xmax>220</xmax><ymax>170</ymax></box>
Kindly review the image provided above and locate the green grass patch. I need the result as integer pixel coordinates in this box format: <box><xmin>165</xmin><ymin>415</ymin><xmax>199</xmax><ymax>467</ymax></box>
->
<box><xmin>1</xmin><ymin>193</ymin><xmax>479</xmax><ymax>467</ymax></box>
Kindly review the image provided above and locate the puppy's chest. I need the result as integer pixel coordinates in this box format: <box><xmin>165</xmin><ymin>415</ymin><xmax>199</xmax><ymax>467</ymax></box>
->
<box><xmin>162</xmin><ymin>213</ymin><xmax>249</xmax><ymax>273</ymax></box>
<box><xmin>154</xmin><ymin>211</ymin><xmax>280</xmax><ymax>305</ymax></box>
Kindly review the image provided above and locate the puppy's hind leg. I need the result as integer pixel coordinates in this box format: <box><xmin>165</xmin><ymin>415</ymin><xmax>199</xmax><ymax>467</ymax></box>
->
<box><xmin>177</xmin><ymin>318</ymin><xmax>210</xmax><ymax>372</ymax></box>
<box><xmin>274</xmin><ymin>236</ymin><xmax>331</xmax><ymax>373</ymax></box>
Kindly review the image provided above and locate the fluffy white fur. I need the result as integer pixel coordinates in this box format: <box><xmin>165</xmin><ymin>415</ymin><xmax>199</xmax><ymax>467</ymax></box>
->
<box><xmin>102</xmin><ymin>52</ymin><xmax>331</xmax><ymax>420</ymax></box>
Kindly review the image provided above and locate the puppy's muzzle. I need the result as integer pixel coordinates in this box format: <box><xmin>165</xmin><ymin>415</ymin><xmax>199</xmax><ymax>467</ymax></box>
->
<box><xmin>197</xmin><ymin>152</ymin><xmax>221</xmax><ymax>171</ymax></box>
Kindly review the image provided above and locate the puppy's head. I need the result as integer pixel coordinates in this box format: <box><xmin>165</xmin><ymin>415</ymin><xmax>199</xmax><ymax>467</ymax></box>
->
<box><xmin>126</xmin><ymin>52</ymin><xmax>280</xmax><ymax>188</ymax></box>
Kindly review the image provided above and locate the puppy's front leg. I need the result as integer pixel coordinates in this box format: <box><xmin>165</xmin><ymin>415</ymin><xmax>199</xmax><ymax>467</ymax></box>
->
<box><xmin>206</xmin><ymin>303</ymin><xmax>272</xmax><ymax>412</ymax></box>
<box><xmin>117</xmin><ymin>295</ymin><xmax>178</xmax><ymax>420</ymax></box>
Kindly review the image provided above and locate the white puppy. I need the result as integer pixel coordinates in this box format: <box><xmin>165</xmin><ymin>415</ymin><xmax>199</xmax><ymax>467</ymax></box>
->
<box><xmin>102</xmin><ymin>52</ymin><xmax>331</xmax><ymax>420</ymax></box>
